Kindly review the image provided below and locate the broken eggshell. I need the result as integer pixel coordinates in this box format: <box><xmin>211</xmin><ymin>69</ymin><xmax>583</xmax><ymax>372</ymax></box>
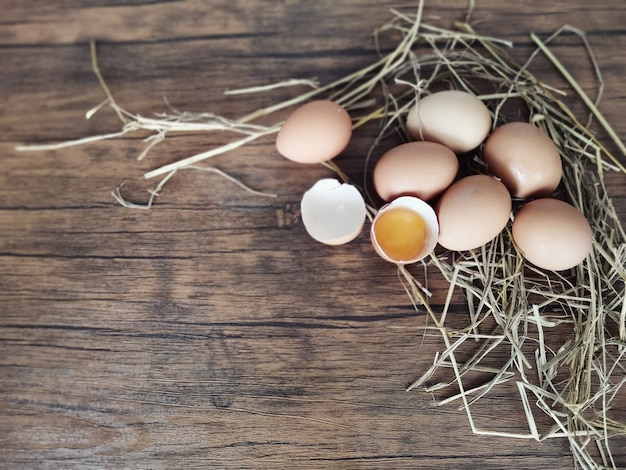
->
<box><xmin>300</xmin><ymin>178</ymin><xmax>367</xmax><ymax>245</ymax></box>
<box><xmin>371</xmin><ymin>196</ymin><xmax>439</xmax><ymax>264</ymax></box>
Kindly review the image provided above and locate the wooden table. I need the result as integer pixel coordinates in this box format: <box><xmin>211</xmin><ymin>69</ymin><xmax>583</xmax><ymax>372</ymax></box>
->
<box><xmin>2</xmin><ymin>1</ymin><xmax>625</xmax><ymax>468</ymax></box>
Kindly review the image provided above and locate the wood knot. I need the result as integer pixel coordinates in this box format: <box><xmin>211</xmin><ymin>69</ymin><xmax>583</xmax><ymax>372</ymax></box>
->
<box><xmin>275</xmin><ymin>202</ymin><xmax>301</xmax><ymax>229</ymax></box>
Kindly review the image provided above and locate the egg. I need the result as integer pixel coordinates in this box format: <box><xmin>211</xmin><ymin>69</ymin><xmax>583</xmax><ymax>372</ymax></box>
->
<box><xmin>373</xmin><ymin>141</ymin><xmax>459</xmax><ymax>202</ymax></box>
<box><xmin>276</xmin><ymin>100</ymin><xmax>352</xmax><ymax>164</ymax></box>
<box><xmin>300</xmin><ymin>178</ymin><xmax>366</xmax><ymax>245</ymax></box>
<box><xmin>406</xmin><ymin>90</ymin><xmax>492</xmax><ymax>153</ymax></box>
<box><xmin>436</xmin><ymin>174</ymin><xmax>511</xmax><ymax>251</ymax></box>
<box><xmin>482</xmin><ymin>121</ymin><xmax>562</xmax><ymax>198</ymax></box>
<box><xmin>512</xmin><ymin>198</ymin><xmax>592</xmax><ymax>271</ymax></box>
<box><xmin>371</xmin><ymin>196</ymin><xmax>439</xmax><ymax>264</ymax></box>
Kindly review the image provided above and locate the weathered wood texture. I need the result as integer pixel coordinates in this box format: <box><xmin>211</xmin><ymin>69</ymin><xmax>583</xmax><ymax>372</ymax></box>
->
<box><xmin>1</xmin><ymin>1</ymin><xmax>625</xmax><ymax>468</ymax></box>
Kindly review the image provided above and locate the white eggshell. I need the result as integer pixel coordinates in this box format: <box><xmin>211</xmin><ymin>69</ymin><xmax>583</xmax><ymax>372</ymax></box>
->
<box><xmin>370</xmin><ymin>196</ymin><xmax>439</xmax><ymax>264</ymax></box>
<box><xmin>300</xmin><ymin>178</ymin><xmax>366</xmax><ymax>245</ymax></box>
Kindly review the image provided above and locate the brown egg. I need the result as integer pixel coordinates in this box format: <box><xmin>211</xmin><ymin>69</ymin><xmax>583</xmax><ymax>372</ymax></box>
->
<box><xmin>483</xmin><ymin>121</ymin><xmax>562</xmax><ymax>198</ymax></box>
<box><xmin>512</xmin><ymin>198</ymin><xmax>592</xmax><ymax>271</ymax></box>
<box><xmin>436</xmin><ymin>174</ymin><xmax>512</xmax><ymax>251</ymax></box>
<box><xmin>406</xmin><ymin>90</ymin><xmax>492</xmax><ymax>154</ymax></box>
<box><xmin>373</xmin><ymin>141</ymin><xmax>459</xmax><ymax>202</ymax></box>
<box><xmin>276</xmin><ymin>100</ymin><xmax>352</xmax><ymax>164</ymax></box>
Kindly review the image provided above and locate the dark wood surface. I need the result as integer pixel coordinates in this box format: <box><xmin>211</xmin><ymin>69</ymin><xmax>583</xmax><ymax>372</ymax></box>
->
<box><xmin>2</xmin><ymin>1</ymin><xmax>625</xmax><ymax>468</ymax></box>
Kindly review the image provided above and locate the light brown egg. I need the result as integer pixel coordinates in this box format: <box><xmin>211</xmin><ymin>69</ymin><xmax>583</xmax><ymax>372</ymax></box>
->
<box><xmin>406</xmin><ymin>90</ymin><xmax>492</xmax><ymax>154</ymax></box>
<box><xmin>276</xmin><ymin>100</ymin><xmax>352</xmax><ymax>164</ymax></box>
<box><xmin>512</xmin><ymin>198</ymin><xmax>592</xmax><ymax>271</ymax></box>
<box><xmin>373</xmin><ymin>141</ymin><xmax>459</xmax><ymax>202</ymax></box>
<box><xmin>482</xmin><ymin>121</ymin><xmax>562</xmax><ymax>198</ymax></box>
<box><xmin>436</xmin><ymin>174</ymin><xmax>512</xmax><ymax>251</ymax></box>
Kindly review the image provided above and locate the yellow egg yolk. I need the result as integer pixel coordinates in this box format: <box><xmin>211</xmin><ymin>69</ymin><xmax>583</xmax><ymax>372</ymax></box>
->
<box><xmin>373</xmin><ymin>208</ymin><xmax>427</xmax><ymax>262</ymax></box>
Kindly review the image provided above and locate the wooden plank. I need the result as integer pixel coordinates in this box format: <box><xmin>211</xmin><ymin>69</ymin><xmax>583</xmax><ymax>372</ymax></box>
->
<box><xmin>1</xmin><ymin>1</ymin><xmax>625</xmax><ymax>468</ymax></box>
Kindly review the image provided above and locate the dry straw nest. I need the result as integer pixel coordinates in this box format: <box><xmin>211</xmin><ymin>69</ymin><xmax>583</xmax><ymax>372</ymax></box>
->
<box><xmin>19</xmin><ymin>3</ymin><xmax>626</xmax><ymax>469</ymax></box>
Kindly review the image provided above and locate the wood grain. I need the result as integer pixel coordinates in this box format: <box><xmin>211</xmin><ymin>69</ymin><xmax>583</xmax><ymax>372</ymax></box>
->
<box><xmin>1</xmin><ymin>1</ymin><xmax>625</xmax><ymax>468</ymax></box>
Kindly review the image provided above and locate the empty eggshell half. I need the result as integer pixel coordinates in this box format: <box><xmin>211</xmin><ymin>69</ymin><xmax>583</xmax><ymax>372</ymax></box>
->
<box><xmin>406</xmin><ymin>90</ymin><xmax>492</xmax><ymax>154</ymax></box>
<box><xmin>300</xmin><ymin>178</ymin><xmax>366</xmax><ymax>245</ymax></box>
<box><xmin>371</xmin><ymin>196</ymin><xmax>439</xmax><ymax>264</ymax></box>
<box><xmin>276</xmin><ymin>100</ymin><xmax>352</xmax><ymax>164</ymax></box>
